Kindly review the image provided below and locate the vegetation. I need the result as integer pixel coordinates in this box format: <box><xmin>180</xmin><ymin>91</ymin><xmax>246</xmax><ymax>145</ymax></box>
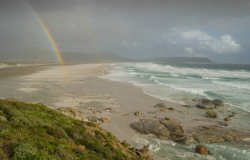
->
<box><xmin>0</xmin><ymin>99</ymin><xmax>142</xmax><ymax>160</ymax></box>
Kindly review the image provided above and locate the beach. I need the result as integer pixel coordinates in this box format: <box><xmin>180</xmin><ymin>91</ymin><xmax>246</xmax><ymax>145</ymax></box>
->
<box><xmin>0</xmin><ymin>63</ymin><xmax>250</xmax><ymax>159</ymax></box>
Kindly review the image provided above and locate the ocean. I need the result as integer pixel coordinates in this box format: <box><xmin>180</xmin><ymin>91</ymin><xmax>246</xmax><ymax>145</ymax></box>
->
<box><xmin>102</xmin><ymin>62</ymin><xmax>250</xmax><ymax>160</ymax></box>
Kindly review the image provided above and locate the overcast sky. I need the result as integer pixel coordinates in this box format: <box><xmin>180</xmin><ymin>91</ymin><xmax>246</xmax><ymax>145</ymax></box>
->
<box><xmin>0</xmin><ymin>0</ymin><xmax>250</xmax><ymax>63</ymax></box>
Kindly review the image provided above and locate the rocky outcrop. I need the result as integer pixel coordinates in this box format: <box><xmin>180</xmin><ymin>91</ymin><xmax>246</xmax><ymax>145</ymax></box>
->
<box><xmin>224</xmin><ymin>117</ymin><xmax>231</xmax><ymax>121</ymax></box>
<box><xmin>201</xmin><ymin>99</ymin><xmax>212</xmax><ymax>103</ymax></box>
<box><xmin>182</xmin><ymin>98</ymin><xmax>189</xmax><ymax>101</ymax></box>
<box><xmin>131</xmin><ymin>117</ymin><xmax>186</xmax><ymax>141</ymax></box>
<box><xmin>131</xmin><ymin>119</ymin><xmax>171</xmax><ymax>140</ymax></box>
<box><xmin>206</xmin><ymin>111</ymin><xmax>218</xmax><ymax>118</ymax></box>
<box><xmin>168</xmin><ymin>107</ymin><xmax>175</xmax><ymax>111</ymax></box>
<box><xmin>154</xmin><ymin>103</ymin><xmax>168</xmax><ymax>109</ymax></box>
<box><xmin>57</xmin><ymin>107</ymin><xmax>86</xmax><ymax>120</ymax></box>
<box><xmin>135</xmin><ymin>111</ymin><xmax>142</xmax><ymax>116</ymax></box>
<box><xmin>196</xmin><ymin>145</ymin><xmax>209</xmax><ymax>155</ymax></box>
<box><xmin>211</xmin><ymin>99</ymin><xmax>225</xmax><ymax>107</ymax></box>
<box><xmin>136</xmin><ymin>147</ymin><xmax>153</xmax><ymax>160</ymax></box>
<box><xmin>188</xmin><ymin>125</ymin><xmax>235</xmax><ymax>144</ymax></box>
<box><xmin>196</xmin><ymin>103</ymin><xmax>215</xmax><ymax>109</ymax></box>
<box><xmin>182</xmin><ymin>105</ymin><xmax>193</xmax><ymax>108</ymax></box>
<box><xmin>180</xmin><ymin>136</ymin><xmax>194</xmax><ymax>145</ymax></box>
<box><xmin>101</xmin><ymin>118</ymin><xmax>109</xmax><ymax>123</ymax></box>
<box><xmin>192</xmin><ymin>98</ymin><xmax>202</xmax><ymax>102</ymax></box>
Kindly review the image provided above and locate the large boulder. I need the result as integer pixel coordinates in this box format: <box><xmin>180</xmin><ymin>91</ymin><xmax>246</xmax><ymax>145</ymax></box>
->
<box><xmin>160</xmin><ymin>117</ymin><xmax>186</xmax><ymax>140</ymax></box>
<box><xmin>196</xmin><ymin>145</ymin><xmax>209</xmax><ymax>155</ymax></box>
<box><xmin>192</xmin><ymin>98</ymin><xmax>202</xmax><ymax>102</ymax></box>
<box><xmin>136</xmin><ymin>147</ymin><xmax>153</xmax><ymax>160</ymax></box>
<box><xmin>201</xmin><ymin>99</ymin><xmax>212</xmax><ymax>103</ymax></box>
<box><xmin>182</xmin><ymin>97</ymin><xmax>189</xmax><ymax>101</ymax></box>
<box><xmin>131</xmin><ymin>118</ymin><xmax>186</xmax><ymax>141</ymax></box>
<box><xmin>206</xmin><ymin>111</ymin><xmax>218</xmax><ymax>118</ymax></box>
<box><xmin>224</xmin><ymin>117</ymin><xmax>231</xmax><ymax>121</ymax></box>
<box><xmin>211</xmin><ymin>99</ymin><xmax>225</xmax><ymax>107</ymax></box>
<box><xmin>131</xmin><ymin>119</ymin><xmax>171</xmax><ymax>140</ymax></box>
<box><xmin>196</xmin><ymin>103</ymin><xmax>215</xmax><ymax>109</ymax></box>
<box><xmin>189</xmin><ymin>125</ymin><xmax>234</xmax><ymax>143</ymax></box>
<box><xmin>154</xmin><ymin>103</ymin><xmax>168</xmax><ymax>109</ymax></box>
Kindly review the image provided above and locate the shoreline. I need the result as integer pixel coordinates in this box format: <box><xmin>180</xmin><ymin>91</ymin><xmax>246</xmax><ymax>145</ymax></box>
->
<box><xmin>0</xmin><ymin>63</ymin><xmax>250</xmax><ymax>158</ymax></box>
<box><xmin>0</xmin><ymin>63</ymin><xmax>218</xmax><ymax>141</ymax></box>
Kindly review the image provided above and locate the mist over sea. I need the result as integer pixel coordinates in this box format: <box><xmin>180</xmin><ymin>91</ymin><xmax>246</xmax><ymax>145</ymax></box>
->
<box><xmin>103</xmin><ymin>62</ymin><xmax>250</xmax><ymax>160</ymax></box>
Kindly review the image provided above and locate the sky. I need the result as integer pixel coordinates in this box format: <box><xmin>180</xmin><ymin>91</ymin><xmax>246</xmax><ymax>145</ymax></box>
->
<box><xmin>0</xmin><ymin>0</ymin><xmax>250</xmax><ymax>63</ymax></box>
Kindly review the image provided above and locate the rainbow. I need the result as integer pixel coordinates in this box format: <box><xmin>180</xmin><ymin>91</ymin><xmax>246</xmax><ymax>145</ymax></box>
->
<box><xmin>27</xmin><ymin>4</ymin><xmax>69</xmax><ymax>78</ymax></box>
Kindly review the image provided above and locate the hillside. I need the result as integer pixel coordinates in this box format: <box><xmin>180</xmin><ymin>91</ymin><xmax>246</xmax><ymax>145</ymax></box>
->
<box><xmin>140</xmin><ymin>57</ymin><xmax>214</xmax><ymax>63</ymax></box>
<box><xmin>0</xmin><ymin>48</ymin><xmax>214</xmax><ymax>64</ymax></box>
<box><xmin>0</xmin><ymin>99</ymin><xmax>143</xmax><ymax>160</ymax></box>
<box><xmin>0</xmin><ymin>48</ymin><xmax>131</xmax><ymax>63</ymax></box>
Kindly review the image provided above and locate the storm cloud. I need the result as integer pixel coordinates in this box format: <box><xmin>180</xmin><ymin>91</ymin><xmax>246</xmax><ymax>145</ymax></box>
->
<box><xmin>0</xmin><ymin>0</ymin><xmax>250</xmax><ymax>63</ymax></box>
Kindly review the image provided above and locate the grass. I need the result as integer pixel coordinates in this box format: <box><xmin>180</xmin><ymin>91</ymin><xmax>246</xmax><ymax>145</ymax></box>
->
<box><xmin>0</xmin><ymin>99</ymin><xmax>142</xmax><ymax>160</ymax></box>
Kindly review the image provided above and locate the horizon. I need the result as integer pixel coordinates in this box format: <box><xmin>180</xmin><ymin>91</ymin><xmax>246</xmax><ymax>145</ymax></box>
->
<box><xmin>0</xmin><ymin>0</ymin><xmax>250</xmax><ymax>64</ymax></box>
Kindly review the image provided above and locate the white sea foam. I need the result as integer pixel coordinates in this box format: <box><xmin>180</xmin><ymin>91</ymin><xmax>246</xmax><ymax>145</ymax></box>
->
<box><xmin>212</xmin><ymin>81</ymin><xmax>250</xmax><ymax>90</ymax></box>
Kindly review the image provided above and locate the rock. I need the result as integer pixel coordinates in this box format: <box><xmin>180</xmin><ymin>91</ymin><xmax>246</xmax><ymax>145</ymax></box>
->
<box><xmin>182</xmin><ymin>97</ymin><xmax>189</xmax><ymax>101</ymax></box>
<box><xmin>228</xmin><ymin>115</ymin><xmax>235</xmax><ymax>117</ymax></box>
<box><xmin>190</xmin><ymin>125</ymin><xmax>234</xmax><ymax>143</ymax></box>
<box><xmin>136</xmin><ymin>148</ymin><xmax>153</xmax><ymax>160</ymax></box>
<box><xmin>160</xmin><ymin>118</ymin><xmax>186</xmax><ymax>140</ymax></box>
<box><xmin>58</xmin><ymin>107</ymin><xmax>86</xmax><ymax>120</ymax></box>
<box><xmin>154</xmin><ymin>103</ymin><xmax>168</xmax><ymax>109</ymax></box>
<box><xmin>131</xmin><ymin>118</ymin><xmax>186</xmax><ymax>142</ymax></box>
<box><xmin>135</xmin><ymin>111</ymin><xmax>142</xmax><ymax>116</ymax></box>
<box><xmin>224</xmin><ymin>117</ymin><xmax>231</xmax><ymax>121</ymax></box>
<box><xmin>169</xmin><ymin>107</ymin><xmax>175</xmax><ymax>111</ymax></box>
<box><xmin>121</xmin><ymin>140</ymin><xmax>130</xmax><ymax>147</ymax></box>
<box><xmin>196</xmin><ymin>103</ymin><xmax>215</xmax><ymax>109</ymax></box>
<box><xmin>192</xmin><ymin>98</ymin><xmax>202</xmax><ymax>102</ymax></box>
<box><xmin>131</xmin><ymin>119</ymin><xmax>171</xmax><ymax>140</ymax></box>
<box><xmin>196</xmin><ymin>145</ymin><xmax>209</xmax><ymax>155</ymax></box>
<box><xmin>211</xmin><ymin>99</ymin><xmax>225</xmax><ymax>107</ymax></box>
<box><xmin>160</xmin><ymin>109</ymin><xmax>165</xmax><ymax>112</ymax></box>
<box><xmin>180</xmin><ymin>136</ymin><xmax>194</xmax><ymax>145</ymax></box>
<box><xmin>182</xmin><ymin>105</ymin><xmax>192</xmax><ymax>108</ymax></box>
<box><xmin>101</xmin><ymin>118</ymin><xmax>109</xmax><ymax>123</ymax></box>
<box><xmin>122</xmin><ymin>114</ymin><xmax>130</xmax><ymax>117</ymax></box>
<box><xmin>0</xmin><ymin>116</ymin><xmax>7</xmax><ymax>121</ymax></box>
<box><xmin>148</xmin><ymin>111</ymin><xmax>157</xmax><ymax>114</ymax></box>
<box><xmin>206</xmin><ymin>111</ymin><xmax>218</xmax><ymax>118</ymax></box>
<box><xmin>208</xmin><ymin>150</ymin><xmax>213</xmax><ymax>156</ymax></box>
<box><xmin>201</xmin><ymin>99</ymin><xmax>212</xmax><ymax>103</ymax></box>
<box><xmin>87</xmin><ymin>116</ymin><xmax>99</xmax><ymax>123</ymax></box>
<box><xmin>218</xmin><ymin>121</ymin><xmax>228</xmax><ymax>126</ymax></box>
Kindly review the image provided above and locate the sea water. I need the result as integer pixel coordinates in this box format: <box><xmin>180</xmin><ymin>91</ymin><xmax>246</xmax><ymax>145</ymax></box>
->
<box><xmin>102</xmin><ymin>62</ymin><xmax>250</xmax><ymax>160</ymax></box>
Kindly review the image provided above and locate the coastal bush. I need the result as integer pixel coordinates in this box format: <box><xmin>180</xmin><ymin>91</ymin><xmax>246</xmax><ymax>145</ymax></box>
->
<box><xmin>10</xmin><ymin>116</ymin><xmax>31</xmax><ymax>127</ymax></box>
<box><xmin>0</xmin><ymin>99</ymin><xmax>141</xmax><ymax>159</ymax></box>
<box><xmin>13</xmin><ymin>143</ymin><xmax>37</xmax><ymax>160</ymax></box>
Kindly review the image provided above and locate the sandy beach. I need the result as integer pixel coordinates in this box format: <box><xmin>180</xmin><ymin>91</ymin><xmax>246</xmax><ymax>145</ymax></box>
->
<box><xmin>0</xmin><ymin>63</ymin><xmax>220</xmax><ymax>142</ymax></box>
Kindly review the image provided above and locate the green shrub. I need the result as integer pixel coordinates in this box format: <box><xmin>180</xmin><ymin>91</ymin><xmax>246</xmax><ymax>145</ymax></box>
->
<box><xmin>0</xmin><ymin>129</ymin><xmax>13</xmax><ymax>140</ymax></box>
<box><xmin>10</xmin><ymin>116</ymin><xmax>31</xmax><ymax>127</ymax></box>
<box><xmin>13</xmin><ymin>143</ymin><xmax>37</xmax><ymax>160</ymax></box>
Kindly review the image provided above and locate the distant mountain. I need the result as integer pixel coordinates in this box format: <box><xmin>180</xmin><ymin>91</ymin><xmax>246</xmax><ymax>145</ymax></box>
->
<box><xmin>139</xmin><ymin>57</ymin><xmax>214</xmax><ymax>63</ymax></box>
<box><xmin>0</xmin><ymin>48</ymin><xmax>213</xmax><ymax>64</ymax></box>
<box><xmin>0</xmin><ymin>48</ymin><xmax>131</xmax><ymax>63</ymax></box>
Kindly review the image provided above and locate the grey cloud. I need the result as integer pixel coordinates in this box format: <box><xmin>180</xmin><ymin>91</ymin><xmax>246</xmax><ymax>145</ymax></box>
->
<box><xmin>0</xmin><ymin>0</ymin><xmax>250</xmax><ymax>63</ymax></box>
